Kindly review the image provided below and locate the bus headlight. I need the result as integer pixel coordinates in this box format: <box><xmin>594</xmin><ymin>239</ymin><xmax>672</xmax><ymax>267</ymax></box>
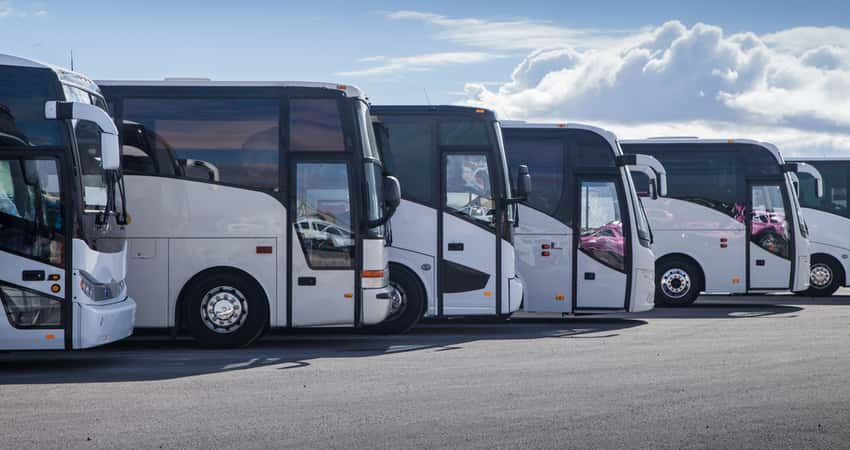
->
<box><xmin>79</xmin><ymin>270</ymin><xmax>125</xmax><ymax>301</ymax></box>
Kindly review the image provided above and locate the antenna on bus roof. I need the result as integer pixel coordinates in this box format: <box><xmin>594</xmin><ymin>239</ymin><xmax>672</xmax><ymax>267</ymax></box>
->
<box><xmin>69</xmin><ymin>49</ymin><xmax>74</xmax><ymax>71</ymax></box>
<box><xmin>423</xmin><ymin>88</ymin><xmax>432</xmax><ymax>106</ymax></box>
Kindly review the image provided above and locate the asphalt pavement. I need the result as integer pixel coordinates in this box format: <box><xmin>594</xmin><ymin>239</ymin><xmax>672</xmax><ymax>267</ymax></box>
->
<box><xmin>1</xmin><ymin>292</ymin><xmax>849</xmax><ymax>449</ymax></box>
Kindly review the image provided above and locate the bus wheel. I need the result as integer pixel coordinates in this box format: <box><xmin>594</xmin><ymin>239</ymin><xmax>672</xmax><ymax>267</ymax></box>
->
<box><xmin>656</xmin><ymin>258</ymin><xmax>701</xmax><ymax>307</ymax></box>
<box><xmin>365</xmin><ymin>264</ymin><xmax>425</xmax><ymax>334</ymax></box>
<box><xmin>802</xmin><ymin>257</ymin><xmax>842</xmax><ymax>297</ymax></box>
<box><xmin>183</xmin><ymin>270</ymin><xmax>269</xmax><ymax>348</ymax></box>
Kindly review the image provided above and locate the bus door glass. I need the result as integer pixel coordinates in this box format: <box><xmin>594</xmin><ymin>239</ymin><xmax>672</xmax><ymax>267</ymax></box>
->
<box><xmin>441</xmin><ymin>151</ymin><xmax>499</xmax><ymax>314</ymax></box>
<box><xmin>288</xmin><ymin>98</ymin><xmax>357</xmax><ymax>326</ymax></box>
<box><xmin>575</xmin><ymin>177</ymin><xmax>629</xmax><ymax>309</ymax></box>
<box><xmin>0</xmin><ymin>156</ymin><xmax>67</xmax><ymax>349</ymax></box>
<box><xmin>748</xmin><ymin>183</ymin><xmax>792</xmax><ymax>289</ymax></box>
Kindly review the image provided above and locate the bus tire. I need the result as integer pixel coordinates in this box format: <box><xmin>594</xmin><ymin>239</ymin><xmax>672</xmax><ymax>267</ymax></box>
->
<box><xmin>655</xmin><ymin>257</ymin><xmax>702</xmax><ymax>307</ymax></box>
<box><xmin>182</xmin><ymin>270</ymin><xmax>269</xmax><ymax>348</ymax></box>
<box><xmin>365</xmin><ymin>264</ymin><xmax>425</xmax><ymax>334</ymax></box>
<box><xmin>802</xmin><ymin>256</ymin><xmax>843</xmax><ymax>297</ymax></box>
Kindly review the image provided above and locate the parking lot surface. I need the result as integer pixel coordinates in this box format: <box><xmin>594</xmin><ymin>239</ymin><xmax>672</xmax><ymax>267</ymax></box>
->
<box><xmin>2</xmin><ymin>292</ymin><xmax>850</xmax><ymax>449</ymax></box>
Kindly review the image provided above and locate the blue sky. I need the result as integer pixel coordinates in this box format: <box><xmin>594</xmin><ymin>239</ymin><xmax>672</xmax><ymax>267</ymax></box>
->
<box><xmin>2</xmin><ymin>0</ymin><xmax>850</xmax><ymax>154</ymax></box>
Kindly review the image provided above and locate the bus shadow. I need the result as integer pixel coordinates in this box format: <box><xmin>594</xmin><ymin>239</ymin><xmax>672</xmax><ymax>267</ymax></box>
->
<box><xmin>0</xmin><ymin>318</ymin><xmax>646</xmax><ymax>385</ymax></box>
<box><xmin>631</xmin><ymin>301</ymin><xmax>802</xmax><ymax>319</ymax></box>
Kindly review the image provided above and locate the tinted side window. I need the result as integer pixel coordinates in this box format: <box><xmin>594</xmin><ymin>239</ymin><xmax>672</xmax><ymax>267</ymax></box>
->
<box><xmin>380</xmin><ymin>117</ymin><xmax>436</xmax><ymax>206</ymax></box>
<box><xmin>570</xmin><ymin>130</ymin><xmax>616</xmax><ymax>168</ymax></box>
<box><xmin>439</xmin><ymin>119</ymin><xmax>490</xmax><ymax>146</ymax></box>
<box><xmin>289</xmin><ymin>98</ymin><xmax>345</xmax><ymax>152</ymax></box>
<box><xmin>122</xmin><ymin>98</ymin><xmax>280</xmax><ymax>191</ymax></box>
<box><xmin>742</xmin><ymin>144</ymin><xmax>782</xmax><ymax>177</ymax></box>
<box><xmin>504</xmin><ymin>137</ymin><xmax>564</xmax><ymax>218</ymax></box>
<box><xmin>799</xmin><ymin>162</ymin><xmax>849</xmax><ymax>217</ymax></box>
<box><xmin>0</xmin><ymin>66</ymin><xmax>66</xmax><ymax>148</ymax></box>
<box><xmin>626</xmin><ymin>144</ymin><xmax>741</xmax><ymax>214</ymax></box>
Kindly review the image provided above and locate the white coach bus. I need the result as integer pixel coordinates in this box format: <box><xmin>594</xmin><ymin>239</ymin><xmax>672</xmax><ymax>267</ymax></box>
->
<box><xmin>368</xmin><ymin>106</ymin><xmax>528</xmax><ymax>332</ymax></box>
<box><xmin>787</xmin><ymin>157</ymin><xmax>848</xmax><ymax>296</ymax></box>
<box><xmin>502</xmin><ymin>123</ymin><xmax>663</xmax><ymax>314</ymax></box>
<box><xmin>621</xmin><ymin>138</ymin><xmax>811</xmax><ymax>306</ymax></box>
<box><xmin>0</xmin><ymin>55</ymin><xmax>135</xmax><ymax>350</ymax></box>
<box><xmin>100</xmin><ymin>81</ymin><xmax>400</xmax><ymax>347</ymax></box>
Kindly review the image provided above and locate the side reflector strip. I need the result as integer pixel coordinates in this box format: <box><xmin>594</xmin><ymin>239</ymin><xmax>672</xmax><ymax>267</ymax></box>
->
<box><xmin>256</xmin><ymin>246</ymin><xmax>273</xmax><ymax>254</ymax></box>
<box><xmin>362</xmin><ymin>270</ymin><xmax>385</xmax><ymax>278</ymax></box>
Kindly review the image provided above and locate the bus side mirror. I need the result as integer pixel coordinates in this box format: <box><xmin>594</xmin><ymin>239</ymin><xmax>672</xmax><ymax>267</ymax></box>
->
<box><xmin>100</xmin><ymin>133</ymin><xmax>121</xmax><ymax>171</ymax></box>
<box><xmin>383</xmin><ymin>175</ymin><xmax>401</xmax><ymax>216</ymax></box>
<box><xmin>516</xmin><ymin>165</ymin><xmax>532</xmax><ymax>199</ymax></box>
<box><xmin>44</xmin><ymin>100</ymin><xmax>121</xmax><ymax>171</ymax></box>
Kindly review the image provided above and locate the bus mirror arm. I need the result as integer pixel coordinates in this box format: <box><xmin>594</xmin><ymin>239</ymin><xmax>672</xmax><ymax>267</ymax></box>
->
<box><xmin>45</xmin><ymin>101</ymin><xmax>121</xmax><ymax>171</ymax></box>
<box><xmin>620</xmin><ymin>154</ymin><xmax>668</xmax><ymax>197</ymax></box>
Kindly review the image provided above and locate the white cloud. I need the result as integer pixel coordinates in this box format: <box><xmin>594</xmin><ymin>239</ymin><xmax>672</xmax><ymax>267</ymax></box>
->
<box><xmin>0</xmin><ymin>1</ymin><xmax>13</xmax><ymax>17</ymax></box>
<box><xmin>459</xmin><ymin>20</ymin><xmax>850</xmax><ymax>155</ymax></box>
<box><xmin>0</xmin><ymin>1</ymin><xmax>47</xmax><ymax>18</ymax></box>
<box><xmin>338</xmin><ymin>51</ymin><xmax>505</xmax><ymax>77</ymax></box>
<box><xmin>386</xmin><ymin>10</ymin><xmax>639</xmax><ymax>51</ymax></box>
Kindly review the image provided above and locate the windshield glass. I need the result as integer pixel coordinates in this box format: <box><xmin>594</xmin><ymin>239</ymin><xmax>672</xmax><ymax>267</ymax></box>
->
<box><xmin>358</xmin><ymin>101</ymin><xmax>380</xmax><ymax>160</ymax></box>
<box><xmin>0</xmin><ymin>66</ymin><xmax>66</xmax><ymax>148</ymax></box>
<box><xmin>786</xmin><ymin>172</ymin><xmax>808</xmax><ymax>238</ymax></box>
<box><xmin>359</xmin><ymin>102</ymin><xmax>385</xmax><ymax>233</ymax></box>
<box><xmin>624</xmin><ymin>167</ymin><xmax>652</xmax><ymax>244</ymax></box>
<box><xmin>493</xmin><ymin>122</ymin><xmax>514</xmax><ymax>222</ymax></box>
<box><xmin>63</xmin><ymin>84</ymin><xmax>109</xmax><ymax>211</ymax></box>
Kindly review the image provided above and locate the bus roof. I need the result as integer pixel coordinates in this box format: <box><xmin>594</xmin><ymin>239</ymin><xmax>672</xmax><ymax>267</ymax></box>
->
<box><xmin>620</xmin><ymin>138</ymin><xmax>786</xmax><ymax>164</ymax></box>
<box><xmin>371</xmin><ymin>105</ymin><xmax>497</xmax><ymax>121</ymax></box>
<box><xmin>96</xmin><ymin>79</ymin><xmax>366</xmax><ymax>99</ymax></box>
<box><xmin>0</xmin><ymin>53</ymin><xmax>102</xmax><ymax>96</ymax></box>
<box><xmin>500</xmin><ymin>121</ymin><xmax>621</xmax><ymax>155</ymax></box>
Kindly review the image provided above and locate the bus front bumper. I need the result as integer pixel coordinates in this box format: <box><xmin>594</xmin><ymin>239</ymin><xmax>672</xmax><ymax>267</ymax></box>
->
<box><xmin>76</xmin><ymin>296</ymin><xmax>136</xmax><ymax>349</ymax></box>
<box><xmin>362</xmin><ymin>285</ymin><xmax>396</xmax><ymax>325</ymax></box>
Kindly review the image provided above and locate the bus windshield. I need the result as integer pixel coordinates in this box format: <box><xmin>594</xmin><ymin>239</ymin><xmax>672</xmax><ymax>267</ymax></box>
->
<box><xmin>787</xmin><ymin>172</ymin><xmax>809</xmax><ymax>238</ymax></box>
<box><xmin>358</xmin><ymin>101</ymin><xmax>385</xmax><ymax>232</ymax></box>
<box><xmin>494</xmin><ymin>122</ymin><xmax>514</xmax><ymax>222</ymax></box>
<box><xmin>62</xmin><ymin>83</ymin><xmax>111</xmax><ymax>212</ymax></box>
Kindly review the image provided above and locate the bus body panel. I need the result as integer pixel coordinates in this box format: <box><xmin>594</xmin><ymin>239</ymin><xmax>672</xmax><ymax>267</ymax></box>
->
<box><xmin>0</xmin><ymin>252</ymin><xmax>66</xmax><ymax>350</ymax></box>
<box><xmin>630</xmin><ymin>246</ymin><xmax>656</xmax><ymax>312</ymax></box>
<box><xmin>576</xmin><ymin>251</ymin><xmax>628</xmax><ymax>308</ymax></box>
<box><xmin>642</xmin><ymin>196</ymin><xmax>747</xmax><ymax>293</ymax></box>
<box><xmin>117</xmin><ymin>175</ymin><xmax>283</xmax><ymax>328</ymax></box>
<box><xmin>290</xmin><ymin>232</ymin><xmax>353</xmax><ymax>326</ymax></box>
<box><xmin>500</xmin><ymin>238</ymin><xmax>522</xmax><ymax>314</ymax></box>
<box><xmin>803</xmin><ymin>208</ymin><xmax>850</xmax><ymax>287</ymax></box>
<box><xmin>515</xmin><ymin>205</ymin><xmax>573</xmax><ymax>313</ymax></box>
<box><xmin>442</xmin><ymin>213</ymin><xmax>497</xmax><ymax>315</ymax></box>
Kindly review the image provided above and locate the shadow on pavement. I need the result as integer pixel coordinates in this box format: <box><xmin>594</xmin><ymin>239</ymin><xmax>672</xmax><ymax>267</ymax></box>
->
<box><xmin>0</xmin><ymin>318</ymin><xmax>645</xmax><ymax>385</ymax></box>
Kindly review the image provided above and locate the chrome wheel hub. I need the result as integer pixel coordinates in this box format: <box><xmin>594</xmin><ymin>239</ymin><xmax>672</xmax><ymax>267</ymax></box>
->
<box><xmin>200</xmin><ymin>286</ymin><xmax>248</xmax><ymax>333</ymax></box>
<box><xmin>387</xmin><ymin>281</ymin><xmax>407</xmax><ymax>319</ymax></box>
<box><xmin>810</xmin><ymin>264</ymin><xmax>833</xmax><ymax>288</ymax></box>
<box><xmin>661</xmin><ymin>268</ymin><xmax>691</xmax><ymax>299</ymax></box>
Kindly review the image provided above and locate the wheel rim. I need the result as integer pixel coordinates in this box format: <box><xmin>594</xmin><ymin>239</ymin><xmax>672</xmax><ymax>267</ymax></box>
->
<box><xmin>200</xmin><ymin>286</ymin><xmax>248</xmax><ymax>334</ymax></box>
<box><xmin>810</xmin><ymin>263</ymin><xmax>833</xmax><ymax>289</ymax></box>
<box><xmin>661</xmin><ymin>268</ymin><xmax>692</xmax><ymax>299</ymax></box>
<box><xmin>385</xmin><ymin>280</ymin><xmax>408</xmax><ymax>321</ymax></box>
